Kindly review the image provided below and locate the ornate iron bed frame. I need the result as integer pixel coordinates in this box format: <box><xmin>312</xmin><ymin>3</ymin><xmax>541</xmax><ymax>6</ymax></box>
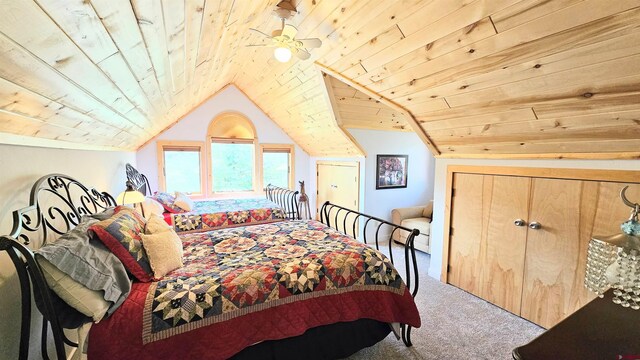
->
<box><xmin>125</xmin><ymin>163</ymin><xmax>301</xmax><ymax>220</ymax></box>
<box><xmin>0</xmin><ymin>174</ymin><xmax>116</xmax><ymax>360</ymax></box>
<box><xmin>319</xmin><ymin>201</ymin><xmax>420</xmax><ymax>346</ymax></box>
<box><xmin>1</xmin><ymin>174</ymin><xmax>420</xmax><ymax>359</ymax></box>
<box><xmin>125</xmin><ymin>163</ymin><xmax>152</xmax><ymax>196</ymax></box>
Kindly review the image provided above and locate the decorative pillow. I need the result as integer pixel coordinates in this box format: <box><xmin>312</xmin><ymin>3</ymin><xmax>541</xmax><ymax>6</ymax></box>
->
<box><xmin>146</xmin><ymin>214</ymin><xmax>173</xmax><ymax>234</ymax></box>
<box><xmin>422</xmin><ymin>201</ymin><xmax>434</xmax><ymax>219</ymax></box>
<box><xmin>140</xmin><ymin>197</ymin><xmax>165</xmax><ymax>219</ymax></box>
<box><xmin>37</xmin><ymin>257</ymin><xmax>110</xmax><ymax>323</ymax></box>
<box><xmin>141</xmin><ymin>230</ymin><xmax>184</xmax><ymax>278</ymax></box>
<box><xmin>174</xmin><ymin>192</ymin><xmax>194</xmax><ymax>212</ymax></box>
<box><xmin>90</xmin><ymin>207</ymin><xmax>154</xmax><ymax>282</ymax></box>
<box><xmin>152</xmin><ymin>192</ymin><xmax>184</xmax><ymax>213</ymax></box>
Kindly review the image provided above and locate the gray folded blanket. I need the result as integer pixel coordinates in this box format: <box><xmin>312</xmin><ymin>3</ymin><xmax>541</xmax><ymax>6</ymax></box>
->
<box><xmin>35</xmin><ymin>210</ymin><xmax>131</xmax><ymax>315</ymax></box>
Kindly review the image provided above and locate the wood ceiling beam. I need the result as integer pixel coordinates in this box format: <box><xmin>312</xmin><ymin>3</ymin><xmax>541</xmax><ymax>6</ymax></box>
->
<box><xmin>0</xmin><ymin>131</ymin><xmax>130</xmax><ymax>152</ymax></box>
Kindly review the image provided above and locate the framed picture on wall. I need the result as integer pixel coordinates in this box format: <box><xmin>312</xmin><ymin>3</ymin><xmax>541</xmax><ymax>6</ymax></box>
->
<box><xmin>376</xmin><ymin>154</ymin><xmax>408</xmax><ymax>189</ymax></box>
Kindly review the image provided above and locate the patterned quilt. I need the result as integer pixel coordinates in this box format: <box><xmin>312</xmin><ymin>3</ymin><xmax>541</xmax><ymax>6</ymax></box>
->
<box><xmin>88</xmin><ymin>220</ymin><xmax>421</xmax><ymax>360</ymax></box>
<box><xmin>168</xmin><ymin>198</ymin><xmax>286</xmax><ymax>233</ymax></box>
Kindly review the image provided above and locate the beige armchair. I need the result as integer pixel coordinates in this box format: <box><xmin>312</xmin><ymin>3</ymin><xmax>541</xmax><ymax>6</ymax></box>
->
<box><xmin>391</xmin><ymin>201</ymin><xmax>433</xmax><ymax>254</ymax></box>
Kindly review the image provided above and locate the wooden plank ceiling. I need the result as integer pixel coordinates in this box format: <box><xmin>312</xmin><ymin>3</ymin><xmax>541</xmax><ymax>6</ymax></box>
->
<box><xmin>0</xmin><ymin>0</ymin><xmax>638</xmax><ymax>158</ymax></box>
<box><xmin>325</xmin><ymin>75</ymin><xmax>411</xmax><ymax>132</ymax></box>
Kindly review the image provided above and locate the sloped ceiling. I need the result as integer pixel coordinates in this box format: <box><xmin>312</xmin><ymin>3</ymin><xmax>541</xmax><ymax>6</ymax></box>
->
<box><xmin>0</xmin><ymin>1</ymin><xmax>638</xmax><ymax>158</ymax></box>
<box><xmin>325</xmin><ymin>75</ymin><xmax>411</xmax><ymax>132</ymax></box>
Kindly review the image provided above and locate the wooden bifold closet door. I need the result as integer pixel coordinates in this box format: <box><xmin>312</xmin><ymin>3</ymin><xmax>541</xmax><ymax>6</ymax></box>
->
<box><xmin>448</xmin><ymin>170</ymin><xmax>640</xmax><ymax>329</ymax></box>
<box><xmin>519</xmin><ymin>178</ymin><xmax>597</xmax><ymax>328</ymax></box>
<box><xmin>448</xmin><ymin>173</ymin><xmax>530</xmax><ymax>314</ymax></box>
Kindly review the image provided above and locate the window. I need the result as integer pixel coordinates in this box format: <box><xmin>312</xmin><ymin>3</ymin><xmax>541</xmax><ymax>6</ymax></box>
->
<box><xmin>208</xmin><ymin>112</ymin><xmax>258</xmax><ymax>194</ymax></box>
<box><xmin>157</xmin><ymin>141</ymin><xmax>205</xmax><ymax>195</ymax></box>
<box><xmin>211</xmin><ymin>140</ymin><xmax>255</xmax><ymax>192</ymax></box>
<box><xmin>261</xmin><ymin>144</ymin><xmax>294</xmax><ymax>189</ymax></box>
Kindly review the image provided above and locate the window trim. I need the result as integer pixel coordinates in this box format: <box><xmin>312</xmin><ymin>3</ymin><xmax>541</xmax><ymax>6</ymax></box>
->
<box><xmin>156</xmin><ymin>140</ymin><xmax>207</xmax><ymax>197</ymax></box>
<box><xmin>259</xmin><ymin>144</ymin><xmax>295</xmax><ymax>190</ymax></box>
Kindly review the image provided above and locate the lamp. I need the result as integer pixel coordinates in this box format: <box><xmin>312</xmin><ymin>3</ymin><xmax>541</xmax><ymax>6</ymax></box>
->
<box><xmin>585</xmin><ymin>186</ymin><xmax>640</xmax><ymax>310</ymax></box>
<box><xmin>274</xmin><ymin>46</ymin><xmax>292</xmax><ymax>62</ymax></box>
<box><xmin>116</xmin><ymin>181</ymin><xmax>146</xmax><ymax>217</ymax></box>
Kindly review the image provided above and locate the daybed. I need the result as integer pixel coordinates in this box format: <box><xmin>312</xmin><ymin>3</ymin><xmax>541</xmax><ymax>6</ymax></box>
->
<box><xmin>126</xmin><ymin>164</ymin><xmax>299</xmax><ymax>233</ymax></box>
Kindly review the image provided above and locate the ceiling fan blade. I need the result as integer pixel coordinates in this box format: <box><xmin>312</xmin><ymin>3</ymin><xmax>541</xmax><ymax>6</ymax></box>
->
<box><xmin>249</xmin><ymin>28</ymin><xmax>273</xmax><ymax>39</ymax></box>
<box><xmin>281</xmin><ymin>24</ymin><xmax>298</xmax><ymax>40</ymax></box>
<box><xmin>297</xmin><ymin>38</ymin><xmax>322</xmax><ymax>48</ymax></box>
<box><xmin>295</xmin><ymin>48</ymin><xmax>311</xmax><ymax>60</ymax></box>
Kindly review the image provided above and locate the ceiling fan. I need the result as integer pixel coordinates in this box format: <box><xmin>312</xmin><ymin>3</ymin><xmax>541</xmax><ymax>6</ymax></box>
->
<box><xmin>248</xmin><ymin>1</ymin><xmax>322</xmax><ymax>62</ymax></box>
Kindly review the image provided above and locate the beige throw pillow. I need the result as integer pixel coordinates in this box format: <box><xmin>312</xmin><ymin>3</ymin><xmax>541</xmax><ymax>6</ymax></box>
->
<box><xmin>141</xmin><ymin>230</ymin><xmax>184</xmax><ymax>278</ymax></box>
<box><xmin>140</xmin><ymin>197</ymin><xmax>165</xmax><ymax>219</ymax></box>
<box><xmin>146</xmin><ymin>214</ymin><xmax>173</xmax><ymax>234</ymax></box>
<box><xmin>38</xmin><ymin>257</ymin><xmax>110</xmax><ymax>323</ymax></box>
<box><xmin>174</xmin><ymin>192</ymin><xmax>194</xmax><ymax>212</ymax></box>
<box><xmin>422</xmin><ymin>201</ymin><xmax>434</xmax><ymax>219</ymax></box>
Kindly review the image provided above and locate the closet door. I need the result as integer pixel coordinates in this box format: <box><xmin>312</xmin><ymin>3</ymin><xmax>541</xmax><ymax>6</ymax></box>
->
<box><xmin>448</xmin><ymin>173</ymin><xmax>486</xmax><ymax>297</ymax></box>
<box><xmin>520</xmin><ymin>178</ymin><xmax>598</xmax><ymax>328</ymax></box>
<box><xmin>316</xmin><ymin>161</ymin><xmax>360</xmax><ymax>235</ymax></box>
<box><xmin>480</xmin><ymin>175</ymin><xmax>530</xmax><ymax>315</ymax></box>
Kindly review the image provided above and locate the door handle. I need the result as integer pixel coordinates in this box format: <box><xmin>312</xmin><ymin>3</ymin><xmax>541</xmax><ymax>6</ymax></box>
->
<box><xmin>514</xmin><ymin>219</ymin><xmax>526</xmax><ymax>227</ymax></box>
<box><xmin>529</xmin><ymin>222</ymin><xmax>542</xmax><ymax>230</ymax></box>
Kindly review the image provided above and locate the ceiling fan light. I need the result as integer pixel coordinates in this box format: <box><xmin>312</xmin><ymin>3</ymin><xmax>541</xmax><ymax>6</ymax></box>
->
<box><xmin>274</xmin><ymin>47</ymin><xmax>292</xmax><ymax>62</ymax></box>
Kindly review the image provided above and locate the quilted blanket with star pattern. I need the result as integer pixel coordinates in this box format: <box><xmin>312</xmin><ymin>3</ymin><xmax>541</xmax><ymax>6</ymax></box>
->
<box><xmin>88</xmin><ymin>220</ymin><xmax>421</xmax><ymax>360</ymax></box>
<box><xmin>167</xmin><ymin>198</ymin><xmax>286</xmax><ymax>233</ymax></box>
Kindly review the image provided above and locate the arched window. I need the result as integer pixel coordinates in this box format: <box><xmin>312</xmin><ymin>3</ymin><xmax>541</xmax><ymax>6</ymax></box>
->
<box><xmin>207</xmin><ymin>112</ymin><xmax>258</xmax><ymax>193</ymax></box>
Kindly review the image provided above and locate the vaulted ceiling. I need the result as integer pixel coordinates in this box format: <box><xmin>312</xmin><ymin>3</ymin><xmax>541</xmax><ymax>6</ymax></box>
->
<box><xmin>0</xmin><ymin>0</ymin><xmax>638</xmax><ymax>158</ymax></box>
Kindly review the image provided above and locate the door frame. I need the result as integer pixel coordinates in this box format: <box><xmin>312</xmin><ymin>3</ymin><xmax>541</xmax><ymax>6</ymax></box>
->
<box><xmin>316</xmin><ymin>160</ymin><xmax>361</xmax><ymax>218</ymax></box>
<box><xmin>441</xmin><ymin>165</ymin><xmax>640</xmax><ymax>283</ymax></box>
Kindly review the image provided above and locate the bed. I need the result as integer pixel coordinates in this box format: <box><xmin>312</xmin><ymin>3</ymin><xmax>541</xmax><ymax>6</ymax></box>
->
<box><xmin>126</xmin><ymin>164</ymin><xmax>299</xmax><ymax>233</ymax></box>
<box><xmin>1</xmin><ymin>174</ymin><xmax>422</xmax><ymax>360</ymax></box>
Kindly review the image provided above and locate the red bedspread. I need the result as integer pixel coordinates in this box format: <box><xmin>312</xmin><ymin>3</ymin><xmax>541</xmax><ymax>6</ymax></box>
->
<box><xmin>88</xmin><ymin>220</ymin><xmax>420</xmax><ymax>360</ymax></box>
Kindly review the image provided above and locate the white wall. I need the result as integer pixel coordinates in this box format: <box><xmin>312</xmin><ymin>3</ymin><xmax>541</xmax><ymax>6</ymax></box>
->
<box><xmin>428</xmin><ymin>158</ymin><xmax>640</xmax><ymax>281</ymax></box>
<box><xmin>0</xmin><ymin>144</ymin><xmax>135</xmax><ymax>359</ymax></box>
<box><xmin>136</xmin><ymin>85</ymin><xmax>310</xmax><ymax>194</ymax></box>
<box><xmin>307</xmin><ymin>130</ymin><xmax>435</xmax><ymax>242</ymax></box>
<box><xmin>348</xmin><ymin>129</ymin><xmax>435</xmax><ymax>238</ymax></box>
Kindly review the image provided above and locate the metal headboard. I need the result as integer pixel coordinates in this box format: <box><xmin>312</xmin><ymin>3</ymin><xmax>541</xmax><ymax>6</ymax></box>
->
<box><xmin>320</xmin><ymin>201</ymin><xmax>420</xmax><ymax>347</ymax></box>
<box><xmin>265</xmin><ymin>184</ymin><xmax>300</xmax><ymax>220</ymax></box>
<box><xmin>0</xmin><ymin>174</ymin><xmax>116</xmax><ymax>360</ymax></box>
<box><xmin>126</xmin><ymin>163</ymin><xmax>301</xmax><ymax>220</ymax></box>
<box><xmin>125</xmin><ymin>163</ymin><xmax>152</xmax><ymax>196</ymax></box>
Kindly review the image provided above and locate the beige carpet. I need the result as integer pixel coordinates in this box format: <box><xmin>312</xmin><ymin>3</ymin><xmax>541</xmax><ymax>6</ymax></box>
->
<box><xmin>347</xmin><ymin>246</ymin><xmax>544</xmax><ymax>360</ymax></box>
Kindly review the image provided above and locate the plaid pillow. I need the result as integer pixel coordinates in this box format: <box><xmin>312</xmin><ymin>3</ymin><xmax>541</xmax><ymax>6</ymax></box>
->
<box><xmin>152</xmin><ymin>192</ymin><xmax>184</xmax><ymax>213</ymax></box>
<box><xmin>90</xmin><ymin>206</ymin><xmax>154</xmax><ymax>282</ymax></box>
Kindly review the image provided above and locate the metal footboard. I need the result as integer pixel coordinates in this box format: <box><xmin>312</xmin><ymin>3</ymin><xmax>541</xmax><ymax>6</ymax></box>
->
<box><xmin>319</xmin><ymin>201</ymin><xmax>420</xmax><ymax>347</ymax></box>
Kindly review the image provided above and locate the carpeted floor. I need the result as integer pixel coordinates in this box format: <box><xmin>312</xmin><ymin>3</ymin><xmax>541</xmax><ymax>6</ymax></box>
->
<box><xmin>347</xmin><ymin>246</ymin><xmax>544</xmax><ymax>360</ymax></box>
